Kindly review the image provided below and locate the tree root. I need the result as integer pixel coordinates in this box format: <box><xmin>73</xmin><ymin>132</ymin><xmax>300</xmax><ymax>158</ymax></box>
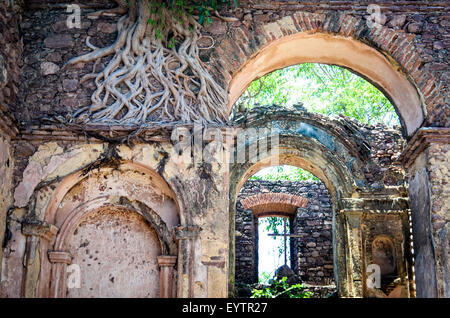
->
<box><xmin>65</xmin><ymin>0</ymin><xmax>228</xmax><ymax>127</ymax></box>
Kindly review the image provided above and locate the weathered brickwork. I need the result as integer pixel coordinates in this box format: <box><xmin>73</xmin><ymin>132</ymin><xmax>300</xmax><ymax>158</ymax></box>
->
<box><xmin>11</xmin><ymin>0</ymin><xmax>449</xmax><ymax>131</ymax></box>
<box><xmin>235</xmin><ymin>180</ymin><xmax>334</xmax><ymax>286</ymax></box>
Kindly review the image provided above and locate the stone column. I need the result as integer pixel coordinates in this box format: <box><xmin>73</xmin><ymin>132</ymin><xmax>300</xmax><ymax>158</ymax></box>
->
<box><xmin>335</xmin><ymin>209</ymin><xmax>364</xmax><ymax>298</ymax></box>
<box><xmin>48</xmin><ymin>251</ymin><xmax>72</xmax><ymax>298</ymax></box>
<box><xmin>157</xmin><ymin>255</ymin><xmax>177</xmax><ymax>298</ymax></box>
<box><xmin>400</xmin><ymin>128</ymin><xmax>450</xmax><ymax>298</ymax></box>
<box><xmin>173</xmin><ymin>225</ymin><xmax>201</xmax><ymax>297</ymax></box>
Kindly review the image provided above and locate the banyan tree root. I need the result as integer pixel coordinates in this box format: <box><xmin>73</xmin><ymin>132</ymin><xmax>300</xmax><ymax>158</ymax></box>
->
<box><xmin>65</xmin><ymin>0</ymin><xmax>229</xmax><ymax>126</ymax></box>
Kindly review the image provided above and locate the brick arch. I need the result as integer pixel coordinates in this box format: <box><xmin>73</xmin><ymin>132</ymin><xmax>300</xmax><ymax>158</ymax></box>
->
<box><xmin>213</xmin><ymin>12</ymin><xmax>442</xmax><ymax>137</ymax></box>
<box><xmin>240</xmin><ymin>193</ymin><xmax>308</xmax><ymax>217</ymax></box>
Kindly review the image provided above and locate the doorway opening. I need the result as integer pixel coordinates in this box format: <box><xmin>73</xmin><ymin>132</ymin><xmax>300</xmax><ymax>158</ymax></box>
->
<box><xmin>257</xmin><ymin>216</ymin><xmax>292</xmax><ymax>284</ymax></box>
<box><xmin>234</xmin><ymin>165</ymin><xmax>336</xmax><ymax>297</ymax></box>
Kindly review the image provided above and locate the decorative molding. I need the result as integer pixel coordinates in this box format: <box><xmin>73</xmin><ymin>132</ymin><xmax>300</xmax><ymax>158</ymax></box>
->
<box><xmin>48</xmin><ymin>251</ymin><xmax>72</xmax><ymax>264</ymax></box>
<box><xmin>400</xmin><ymin>128</ymin><xmax>450</xmax><ymax>168</ymax></box>
<box><xmin>157</xmin><ymin>255</ymin><xmax>177</xmax><ymax>267</ymax></box>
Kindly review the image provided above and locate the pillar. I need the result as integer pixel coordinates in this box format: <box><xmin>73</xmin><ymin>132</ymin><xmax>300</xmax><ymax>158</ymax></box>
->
<box><xmin>173</xmin><ymin>225</ymin><xmax>201</xmax><ymax>298</ymax></box>
<box><xmin>401</xmin><ymin>127</ymin><xmax>450</xmax><ymax>298</ymax></box>
<box><xmin>48</xmin><ymin>251</ymin><xmax>72</xmax><ymax>298</ymax></box>
<box><xmin>157</xmin><ymin>255</ymin><xmax>177</xmax><ymax>298</ymax></box>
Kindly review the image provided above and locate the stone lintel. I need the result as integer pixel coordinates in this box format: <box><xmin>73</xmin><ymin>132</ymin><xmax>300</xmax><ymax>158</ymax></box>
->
<box><xmin>339</xmin><ymin>197</ymin><xmax>409</xmax><ymax>213</ymax></box>
<box><xmin>400</xmin><ymin>127</ymin><xmax>450</xmax><ymax>168</ymax></box>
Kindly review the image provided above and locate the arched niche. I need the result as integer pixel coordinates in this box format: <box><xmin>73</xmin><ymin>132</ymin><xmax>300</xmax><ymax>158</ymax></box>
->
<box><xmin>37</xmin><ymin>163</ymin><xmax>180</xmax><ymax>298</ymax></box>
<box><xmin>372</xmin><ymin>235</ymin><xmax>397</xmax><ymax>277</ymax></box>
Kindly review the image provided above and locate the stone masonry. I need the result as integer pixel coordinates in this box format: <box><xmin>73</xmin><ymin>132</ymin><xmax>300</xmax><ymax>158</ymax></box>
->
<box><xmin>235</xmin><ymin>180</ymin><xmax>334</xmax><ymax>286</ymax></box>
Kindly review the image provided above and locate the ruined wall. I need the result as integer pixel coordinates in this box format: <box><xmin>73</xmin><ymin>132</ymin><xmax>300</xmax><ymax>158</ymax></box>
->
<box><xmin>0</xmin><ymin>0</ymin><xmax>21</xmax><ymax>280</ymax></box>
<box><xmin>0</xmin><ymin>0</ymin><xmax>22</xmax><ymax>121</ymax></box>
<box><xmin>235</xmin><ymin>180</ymin><xmax>334</xmax><ymax>285</ymax></box>
<box><xmin>428</xmin><ymin>143</ymin><xmax>450</xmax><ymax>298</ymax></box>
<box><xmin>13</xmin><ymin>0</ymin><xmax>449</xmax><ymax>129</ymax></box>
<box><xmin>1</xmin><ymin>140</ymin><xmax>230</xmax><ymax>298</ymax></box>
<box><xmin>1</xmin><ymin>0</ymin><xmax>447</xmax><ymax>298</ymax></box>
<box><xmin>406</xmin><ymin>140</ymin><xmax>449</xmax><ymax>298</ymax></box>
<box><xmin>0</xmin><ymin>133</ymin><xmax>14</xmax><ymax>278</ymax></box>
<box><xmin>18</xmin><ymin>2</ymin><xmax>118</xmax><ymax>124</ymax></box>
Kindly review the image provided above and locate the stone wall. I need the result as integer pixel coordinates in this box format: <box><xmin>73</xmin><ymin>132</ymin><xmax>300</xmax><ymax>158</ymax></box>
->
<box><xmin>425</xmin><ymin>143</ymin><xmax>449</xmax><ymax>297</ymax></box>
<box><xmin>18</xmin><ymin>3</ymin><xmax>118</xmax><ymax>124</ymax></box>
<box><xmin>0</xmin><ymin>133</ymin><xmax>14</xmax><ymax>277</ymax></box>
<box><xmin>0</xmin><ymin>0</ymin><xmax>22</xmax><ymax>120</ymax></box>
<box><xmin>0</xmin><ymin>0</ymin><xmax>21</xmax><ymax>278</ymax></box>
<box><xmin>235</xmin><ymin>180</ymin><xmax>334</xmax><ymax>286</ymax></box>
<box><xmin>12</xmin><ymin>0</ymin><xmax>449</xmax><ymax>130</ymax></box>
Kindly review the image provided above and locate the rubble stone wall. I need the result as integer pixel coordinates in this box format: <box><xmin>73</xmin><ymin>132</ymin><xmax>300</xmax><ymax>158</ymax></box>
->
<box><xmin>13</xmin><ymin>0</ymin><xmax>449</xmax><ymax>129</ymax></box>
<box><xmin>0</xmin><ymin>133</ymin><xmax>14</xmax><ymax>276</ymax></box>
<box><xmin>235</xmin><ymin>180</ymin><xmax>334</xmax><ymax>285</ymax></box>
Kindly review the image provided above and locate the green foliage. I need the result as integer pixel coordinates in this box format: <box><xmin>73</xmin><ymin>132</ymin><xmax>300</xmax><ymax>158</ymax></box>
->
<box><xmin>259</xmin><ymin>217</ymin><xmax>289</xmax><ymax>238</ymax></box>
<box><xmin>237</xmin><ymin>63</ymin><xmax>399</xmax><ymax>127</ymax></box>
<box><xmin>249</xmin><ymin>165</ymin><xmax>319</xmax><ymax>182</ymax></box>
<box><xmin>146</xmin><ymin>0</ymin><xmax>238</xmax><ymax>29</ymax></box>
<box><xmin>251</xmin><ymin>277</ymin><xmax>313</xmax><ymax>298</ymax></box>
<box><xmin>258</xmin><ymin>271</ymin><xmax>272</xmax><ymax>285</ymax></box>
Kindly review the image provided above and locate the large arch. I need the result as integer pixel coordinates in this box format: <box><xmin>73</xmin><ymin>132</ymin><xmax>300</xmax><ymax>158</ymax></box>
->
<box><xmin>212</xmin><ymin>13</ymin><xmax>442</xmax><ymax>137</ymax></box>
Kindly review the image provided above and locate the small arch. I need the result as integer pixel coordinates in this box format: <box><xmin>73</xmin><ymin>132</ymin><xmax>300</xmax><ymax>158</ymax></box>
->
<box><xmin>229</xmin><ymin>132</ymin><xmax>356</xmax><ymax>296</ymax></box>
<box><xmin>54</xmin><ymin>199</ymin><xmax>176</xmax><ymax>255</ymax></box>
<box><xmin>240</xmin><ymin>193</ymin><xmax>308</xmax><ymax>218</ymax></box>
<box><xmin>43</xmin><ymin>162</ymin><xmax>181</xmax><ymax>226</ymax></box>
<box><xmin>372</xmin><ymin>235</ymin><xmax>396</xmax><ymax>277</ymax></box>
<box><xmin>36</xmin><ymin>161</ymin><xmax>181</xmax><ymax>298</ymax></box>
